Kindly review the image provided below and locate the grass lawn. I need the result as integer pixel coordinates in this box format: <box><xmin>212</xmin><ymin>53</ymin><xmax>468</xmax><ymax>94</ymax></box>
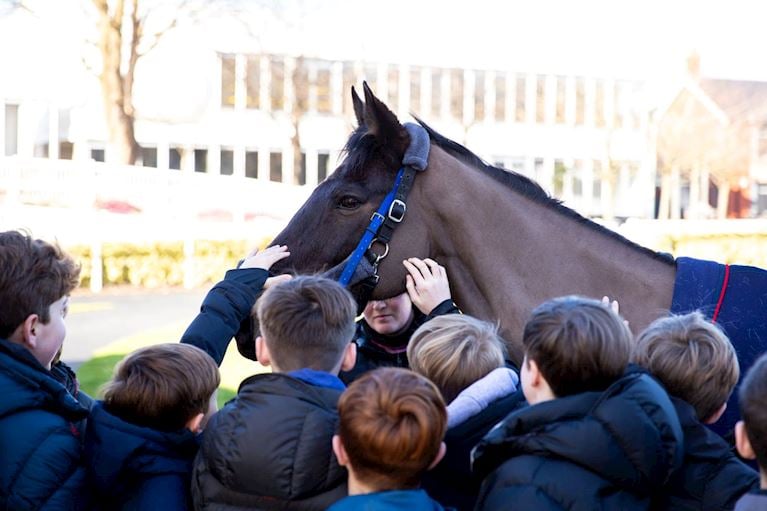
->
<box><xmin>75</xmin><ymin>321</ymin><xmax>267</xmax><ymax>408</ymax></box>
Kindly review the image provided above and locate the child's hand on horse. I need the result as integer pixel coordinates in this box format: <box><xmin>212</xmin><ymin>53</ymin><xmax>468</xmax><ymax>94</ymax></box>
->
<box><xmin>403</xmin><ymin>257</ymin><xmax>452</xmax><ymax>314</ymax></box>
<box><xmin>239</xmin><ymin>245</ymin><xmax>293</xmax><ymax>289</ymax></box>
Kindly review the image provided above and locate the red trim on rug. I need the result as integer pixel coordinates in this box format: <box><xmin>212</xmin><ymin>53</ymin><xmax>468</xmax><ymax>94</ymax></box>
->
<box><xmin>712</xmin><ymin>264</ymin><xmax>731</xmax><ymax>323</ymax></box>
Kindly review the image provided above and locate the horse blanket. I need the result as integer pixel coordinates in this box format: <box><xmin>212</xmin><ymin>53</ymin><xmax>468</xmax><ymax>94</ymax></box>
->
<box><xmin>671</xmin><ymin>257</ymin><xmax>767</xmax><ymax>438</ymax></box>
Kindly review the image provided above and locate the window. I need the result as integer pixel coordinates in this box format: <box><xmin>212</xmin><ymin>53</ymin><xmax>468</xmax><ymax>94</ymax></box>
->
<box><xmin>269</xmin><ymin>152</ymin><xmax>282</xmax><ymax>182</ymax></box>
<box><xmin>293</xmin><ymin>59</ymin><xmax>309</xmax><ymax>113</ymax></box>
<box><xmin>388</xmin><ymin>67</ymin><xmax>399</xmax><ymax>112</ymax></box>
<box><xmin>59</xmin><ymin>142</ymin><xmax>74</xmax><ymax>160</ymax></box>
<box><xmin>555</xmin><ymin>76</ymin><xmax>566</xmax><ymax>123</ymax></box>
<box><xmin>474</xmin><ymin>71</ymin><xmax>485</xmax><ymax>122</ymax></box>
<box><xmin>342</xmin><ymin>62</ymin><xmax>357</xmax><ymax>117</ymax></box>
<box><xmin>91</xmin><ymin>148</ymin><xmax>105</xmax><ymax>162</ymax></box>
<box><xmin>141</xmin><ymin>146</ymin><xmax>157</xmax><ymax>168</ymax></box>
<box><xmin>194</xmin><ymin>149</ymin><xmax>207</xmax><ymax>172</ymax></box>
<box><xmin>245</xmin><ymin>151</ymin><xmax>258</xmax><ymax>178</ymax></box>
<box><xmin>4</xmin><ymin>103</ymin><xmax>18</xmax><ymax>156</ymax></box>
<box><xmin>535</xmin><ymin>75</ymin><xmax>546</xmax><ymax>123</ymax></box>
<box><xmin>494</xmin><ymin>73</ymin><xmax>506</xmax><ymax>122</ymax></box>
<box><xmin>449</xmin><ymin>69</ymin><xmax>463</xmax><ymax>119</ymax></box>
<box><xmin>573</xmin><ymin>159</ymin><xmax>584</xmax><ymax>196</ymax></box>
<box><xmin>410</xmin><ymin>67</ymin><xmax>421</xmax><ymax>114</ymax></box>
<box><xmin>431</xmin><ymin>70</ymin><xmax>442</xmax><ymax>117</ymax></box>
<box><xmin>515</xmin><ymin>76</ymin><xmax>526</xmax><ymax>122</ymax></box>
<box><xmin>614</xmin><ymin>81</ymin><xmax>625</xmax><ymax>128</ymax></box>
<box><xmin>169</xmin><ymin>147</ymin><xmax>181</xmax><ymax>170</ymax></box>
<box><xmin>575</xmin><ymin>78</ymin><xmax>585</xmax><ymax>125</ymax></box>
<box><xmin>270</xmin><ymin>58</ymin><xmax>285</xmax><ymax>111</ymax></box>
<box><xmin>593</xmin><ymin>160</ymin><xmax>602</xmax><ymax>200</ymax></box>
<box><xmin>220</xmin><ymin>149</ymin><xmax>234</xmax><ymax>175</ymax></box>
<box><xmin>554</xmin><ymin>159</ymin><xmax>566</xmax><ymax>196</ymax></box>
<box><xmin>296</xmin><ymin>152</ymin><xmax>307</xmax><ymax>185</ymax></box>
<box><xmin>316</xmin><ymin>65</ymin><xmax>332</xmax><ymax>114</ymax></box>
<box><xmin>246</xmin><ymin>56</ymin><xmax>260</xmax><ymax>109</ymax></box>
<box><xmin>318</xmin><ymin>152</ymin><xmax>330</xmax><ymax>182</ymax></box>
<box><xmin>221</xmin><ymin>55</ymin><xmax>236</xmax><ymax>107</ymax></box>
<box><xmin>595</xmin><ymin>80</ymin><xmax>605</xmax><ymax>127</ymax></box>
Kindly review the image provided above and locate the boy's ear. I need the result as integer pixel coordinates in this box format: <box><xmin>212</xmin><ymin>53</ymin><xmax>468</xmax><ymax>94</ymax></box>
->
<box><xmin>186</xmin><ymin>412</ymin><xmax>205</xmax><ymax>434</ymax></box>
<box><xmin>427</xmin><ymin>441</ymin><xmax>447</xmax><ymax>470</ymax></box>
<box><xmin>255</xmin><ymin>336</ymin><xmax>271</xmax><ymax>367</ymax></box>
<box><xmin>736</xmin><ymin>421</ymin><xmax>757</xmax><ymax>460</ymax></box>
<box><xmin>10</xmin><ymin>314</ymin><xmax>40</xmax><ymax>347</ymax></box>
<box><xmin>332</xmin><ymin>434</ymin><xmax>349</xmax><ymax>467</ymax></box>
<box><xmin>704</xmin><ymin>402</ymin><xmax>727</xmax><ymax>425</ymax></box>
<box><xmin>340</xmin><ymin>342</ymin><xmax>357</xmax><ymax>372</ymax></box>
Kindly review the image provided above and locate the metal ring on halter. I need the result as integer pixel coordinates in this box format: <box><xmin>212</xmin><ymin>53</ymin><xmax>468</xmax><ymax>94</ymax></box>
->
<box><xmin>368</xmin><ymin>238</ymin><xmax>390</xmax><ymax>264</ymax></box>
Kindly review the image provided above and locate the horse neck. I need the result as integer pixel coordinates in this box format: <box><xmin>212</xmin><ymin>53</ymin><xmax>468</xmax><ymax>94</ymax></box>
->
<box><xmin>418</xmin><ymin>147</ymin><xmax>676</xmax><ymax>360</ymax></box>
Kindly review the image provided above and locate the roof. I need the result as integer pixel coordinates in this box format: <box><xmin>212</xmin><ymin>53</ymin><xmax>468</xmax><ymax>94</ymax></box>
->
<box><xmin>698</xmin><ymin>78</ymin><xmax>767</xmax><ymax>122</ymax></box>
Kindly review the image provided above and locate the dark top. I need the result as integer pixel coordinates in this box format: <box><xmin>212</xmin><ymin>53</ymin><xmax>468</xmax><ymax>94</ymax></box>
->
<box><xmin>327</xmin><ymin>489</ymin><xmax>450</xmax><ymax>511</ymax></box>
<box><xmin>339</xmin><ymin>299</ymin><xmax>460</xmax><ymax>385</ymax></box>
<box><xmin>655</xmin><ymin>397</ymin><xmax>758</xmax><ymax>510</ymax></box>
<box><xmin>85</xmin><ymin>402</ymin><xmax>201</xmax><ymax>511</ymax></box>
<box><xmin>472</xmin><ymin>367</ymin><xmax>685</xmax><ymax>511</ymax></box>
<box><xmin>0</xmin><ymin>338</ymin><xmax>89</xmax><ymax>510</ymax></box>
<box><xmin>191</xmin><ymin>373</ymin><xmax>347</xmax><ymax>510</ymax></box>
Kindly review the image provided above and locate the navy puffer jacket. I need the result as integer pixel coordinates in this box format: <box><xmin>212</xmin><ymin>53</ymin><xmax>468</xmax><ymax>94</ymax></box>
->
<box><xmin>472</xmin><ymin>367</ymin><xmax>684</xmax><ymax>511</ymax></box>
<box><xmin>0</xmin><ymin>339</ymin><xmax>88</xmax><ymax>510</ymax></box>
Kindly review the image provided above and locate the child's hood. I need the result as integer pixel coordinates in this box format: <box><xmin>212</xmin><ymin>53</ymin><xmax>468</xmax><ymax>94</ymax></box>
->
<box><xmin>85</xmin><ymin>402</ymin><xmax>200</xmax><ymax>491</ymax></box>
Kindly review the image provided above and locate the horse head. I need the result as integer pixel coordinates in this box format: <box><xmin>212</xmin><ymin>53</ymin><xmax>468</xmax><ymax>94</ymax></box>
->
<box><xmin>235</xmin><ymin>84</ymin><xmax>433</xmax><ymax>358</ymax></box>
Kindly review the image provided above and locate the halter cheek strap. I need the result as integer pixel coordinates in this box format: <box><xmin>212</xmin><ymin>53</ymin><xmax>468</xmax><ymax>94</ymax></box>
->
<box><xmin>337</xmin><ymin>123</ymin><xmax>429</xmax><ymax>289</ymax></box>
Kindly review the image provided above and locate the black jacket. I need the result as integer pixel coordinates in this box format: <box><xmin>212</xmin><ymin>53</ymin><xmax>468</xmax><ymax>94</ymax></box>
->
<box><xmin>85</xmin><ymin>402</ymin><xmax>200</xmax><ymax>511</ymax></box>
<box><xmin>191</xmin><ymin>373</ymin><xmax>347</xmax><ymax>510</ymax></box>
<box><xmin>654</xmin><ymin>397</ymin><xmax>758</xmax><ymax>511</ymax></box>
<box><xmin>424</xmin><ymin>389</ymin><xmax>526</xmax><ymax>511</ymax></box>
<box><xmin>339</xmin><ymin>299</ymin><xmax>460</xmax><ymax>385</ymax></box>
<box><xmin>473</xmin><ymin>368</ymin><xmax>685</xmax><ymax>511</ymax></box>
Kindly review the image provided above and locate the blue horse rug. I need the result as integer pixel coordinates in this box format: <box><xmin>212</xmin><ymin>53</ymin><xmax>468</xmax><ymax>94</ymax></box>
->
<box><xmin>671</xmin><ymin>257</ymin><xmax>767</xmax><ymax>438</ymax></box>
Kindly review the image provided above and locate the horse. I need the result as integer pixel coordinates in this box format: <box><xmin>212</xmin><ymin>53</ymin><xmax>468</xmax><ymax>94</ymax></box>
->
<box><xmin>240</xmin><ymin>82</ymin><xmax>767</xmax><ymax>436</ymax></box>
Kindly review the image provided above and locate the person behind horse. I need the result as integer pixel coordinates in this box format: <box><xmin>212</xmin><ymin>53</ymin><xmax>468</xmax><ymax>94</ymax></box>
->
<box><xmin>632</xmin><ymin>312</ymin><xmax>758</xmax><ymax>510</ymax></box>
<box><xmin>328</xmin><ymin>367</ymin><xmax>449</xmax><ymax>511</ymax></box>
<box><xmin>472</xmin><ymin>296</ymin><xmax>684</xmax><ymax>511</ymax></box>
<box><xmin>734</xmin><ymin>353</ymin><xmax>767</xmax><ymax>511</ymax></box>
<box><xmin>84</xmin><ymin>343</ymin><xmax>219</xmax><ymax>510</ymax></box>
<box><xmin>0</xmin><ymin>230</ymin><xmax>91</xmax><ymax>509</ymax></box>
<box><xmin>339</xmin><ymin>257</ymin><xmax>460</xmax><ymax>385</ymax></box>
<box><xmin>406</xmin><ymin>314</ymin><xmax>522</xmax><ymax>511</ymax></box>
<box><xmin>192</xmin><ymin>275</ymin><xmax>357</xmax><ymax>510</ymax></box>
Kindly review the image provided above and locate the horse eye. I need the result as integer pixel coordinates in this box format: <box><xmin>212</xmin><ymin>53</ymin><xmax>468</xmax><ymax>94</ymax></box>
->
<box><xmin>338</xmin><ymin>196</ymin><xmax>362</xmax><ymax>210</ymax></box>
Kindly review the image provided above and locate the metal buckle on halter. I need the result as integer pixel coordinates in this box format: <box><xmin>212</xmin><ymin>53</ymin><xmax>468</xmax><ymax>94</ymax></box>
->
<box><xmin>388</xmin><ymin>199</ymin><xmax>406</xmax><ymax>223</ymax></box>
<box><xmin>368</xmin><ymin>238</ymin><xmax>390</xmax><ymax>264</ymax></box>
<box><xmin>370</xmin><ymin>211</ymin><xmax>385</xmax><ymax>223</ymax></box>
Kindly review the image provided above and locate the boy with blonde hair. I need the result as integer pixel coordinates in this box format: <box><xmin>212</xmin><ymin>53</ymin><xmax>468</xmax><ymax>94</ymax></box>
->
<box><xmin>473</xmin><ymin>296</ymin><xmax>684</xmax><ymax>511</ymax></box>
<box><xmin>407</xmin><ymin>314</ymin><xmax>521</xmax><ymax>510</ymax></box>
<box><xmin>328</xmin><ymin>367</ymin><xmax>448</xmax><ymax>510</ymax></box>
<box><xmin>0</xmin><ymin>230</ymin><xmax>89</xmax><ymax>509</ymax></box>
<box><xmin>632</xmin><ymin>311</ymin><xmax>757</xmax><ymax>509</ymax></box>
<box><xmin>734</xmin><ymin>353</ymin><xmax>767</xmax><ymax>510</ymax></box>
<box><xmin>193</xmin><ymin>275</ymin><xmax>358</xmax><ymax>510</ymax></box>
<box><xmin>85</xmin><ymin>343</ymin><xmax>220</xmax><ymax>510</ymax></box>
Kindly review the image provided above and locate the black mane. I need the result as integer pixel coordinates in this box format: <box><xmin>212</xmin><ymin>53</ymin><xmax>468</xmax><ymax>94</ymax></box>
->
<box><xmin>341</xmin><ymin>119</ymin><xmax>674</xmax><ymax>266</ymax></box>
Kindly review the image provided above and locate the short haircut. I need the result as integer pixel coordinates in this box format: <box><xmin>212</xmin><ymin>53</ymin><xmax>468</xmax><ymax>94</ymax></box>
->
<box><xmin>523</xmin><ymin>295</ymin><xmax>631</xmax><ymax>397</ymax></box>
<box><xmin>408</xmin><ymin>314</ymin><xmax>506</xmax><ymax>403</ymax></box>
<box><xmin>739</xmin><ymin>353</ymin><xmax>767</xmax><ymax>470</ymax></box>
<box><xmin>255</xmin><ymin>275</ymin><xmax>356</xmax><ymax>372</ymax></box>
<box><xmin>102</xmin><ymin>343</ymin><xmax>220</xmax><ymax>432</ymax></box>
<box><xmin>338</xmin><ymin>367</ymin><xmax>447</xmax><ymax>490</ymax></box>
<box><xmin>632</xmin><ymin>311</ymin><xmax>739</xmax><ymax>421</ymax></box>
<box><xmin>0</xmin><ymin>230</ymin><xmax>80</xmax><ymax>338</ymax></box>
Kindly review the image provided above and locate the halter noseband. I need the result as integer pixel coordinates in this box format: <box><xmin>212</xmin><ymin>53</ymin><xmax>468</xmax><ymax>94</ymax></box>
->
<box><xmin>337</xmin><ymin>123</ymin><xmax>429</xmax><ymax>299</ymax></box>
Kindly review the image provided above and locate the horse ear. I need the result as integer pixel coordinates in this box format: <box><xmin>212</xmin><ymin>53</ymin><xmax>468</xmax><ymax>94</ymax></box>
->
<box><xmin>351</xmin><ymin>86</ymin><xmax>365</xmax><ymax>127</ymax></box>
<box><xmin>362</xmin><ymin>81</ymin><xmax>403</xmax><ymax>142</ymax></box>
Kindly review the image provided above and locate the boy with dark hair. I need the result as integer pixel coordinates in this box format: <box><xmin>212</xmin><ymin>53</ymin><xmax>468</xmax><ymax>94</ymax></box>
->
<box><xmin>85</xmin><ymin>343</ymin><xmax>220</xmax><ymax>510</ymax></box>
<box><xmin>472</xmin><ymin>296</ymin><xmax>684</xmax><ymax>511</ymax></box>
<box><xmin>0</xmin><ymin>230</ymin><xmax>89</xmax><ymax>509</ymax></box>
<box><xmin>328</xmin><ymin>367</ymin><xmax>449</xmax><ymax>510</ymax></box>
<box><xmin>734</xmin><ymin>354</ymin><xmax>767</xmax><ymax>510</ymax></box>
<box><xmin>632</xmin><ymin>312</ymin><xmax>758</xmax><ymax>510</ymax></box>
<box><xmin>192</xmin><ymin>275</ymin><xmax>358</xmax><ymax>510</ymax></box>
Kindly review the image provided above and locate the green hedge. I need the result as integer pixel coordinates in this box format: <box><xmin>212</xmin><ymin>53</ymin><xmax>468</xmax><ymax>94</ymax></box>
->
<box><xmin>67</xmin><ymin>238</ymin><xmax>271</xmax><ymax>289</ymax></box>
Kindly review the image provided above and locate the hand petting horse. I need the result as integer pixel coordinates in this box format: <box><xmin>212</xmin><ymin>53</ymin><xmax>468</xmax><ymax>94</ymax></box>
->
<box><xmin>239</xmin><ymin>82</ymin><xmax>767</xmax><ymax>437</ymax></box>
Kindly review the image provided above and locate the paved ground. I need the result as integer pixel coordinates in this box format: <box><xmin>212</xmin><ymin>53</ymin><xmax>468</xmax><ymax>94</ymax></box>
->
<box><xmin>63</xmin><ymin>286</ymin><xmax>208</xmax><ymax>368</ymax></box>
